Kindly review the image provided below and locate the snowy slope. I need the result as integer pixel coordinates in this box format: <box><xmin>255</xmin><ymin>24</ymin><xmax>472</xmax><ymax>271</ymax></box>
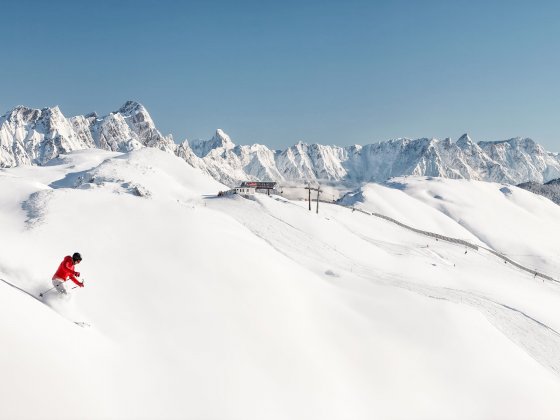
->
<box><xmin>1</xmin><ymin>149</ymin><xmax>560</xmax><ymax>419</ymax></box>
<box><xmin>353</xmin><ymin>177</ymin><xmax>560</xmax><ymax>277</ymax></box>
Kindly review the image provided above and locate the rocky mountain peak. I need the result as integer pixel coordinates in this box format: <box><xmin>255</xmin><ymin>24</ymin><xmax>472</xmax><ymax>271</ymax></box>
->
<box><xmin>2</xmin><ymin>105</ymin><xmax>41</xmax><ymax>124</ymax></box>
<box><xmin>457</xmin><ymin>133</ymin><xmax>473</xmax><ymax>147</ymax></box>
<box><xmin>190</xmin><ymin>129</ymin><xmax>235</xmax><ymax>158</ymax></box>
<box><xmin>213</xmin><ymin>129</ymin><xmax>235</xmax><ymax>148</ymax></box>
<box><xmin>116</xmin><ymin>100</ymin><xmax>145</xmax><ymax>116</ymax></box>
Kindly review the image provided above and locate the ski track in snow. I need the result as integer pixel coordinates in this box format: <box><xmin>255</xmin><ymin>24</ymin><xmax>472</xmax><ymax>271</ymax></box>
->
<box><xmin>209</xmin><ymin>196</ymin><xmax>560</xmax><ymax>378</ymax></box>
<box><xmin>0</xmin><ymin>277</ymin><xmax>89</xmax><ymax>328</ymax></box>
<box><xmin>359</xmin><ymin>271</ymin><xmax>560</xmax><ymax>377</ymax></box>
<box><xmin>0</xmin><ymin>277</ymin><xmax>43</xmax><ymax>303</ymax></box>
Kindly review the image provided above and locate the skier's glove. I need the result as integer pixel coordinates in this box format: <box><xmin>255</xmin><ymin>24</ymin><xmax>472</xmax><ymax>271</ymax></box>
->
<box><xmin>78</xmin><ymin>281</ymin><xmax>85</xmax><ymax>288</ymax></box>
<box><xmin>75</xmin><ymin>272</ymin><xmax>80</xmax><ymax>277</ymax></box>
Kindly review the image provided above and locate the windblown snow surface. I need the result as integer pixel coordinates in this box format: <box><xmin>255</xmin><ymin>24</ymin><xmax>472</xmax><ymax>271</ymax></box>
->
<box><xmin>1</xmin><ymin>148</ymin><xmax>560</xmax><ymax>420</ymax></box>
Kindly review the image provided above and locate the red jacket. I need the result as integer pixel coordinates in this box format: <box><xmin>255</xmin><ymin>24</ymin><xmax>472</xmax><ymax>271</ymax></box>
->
<box><xmin>52</xmin><ymin>256</ymin><xmax>81</xmax><ymax>286</ymax></box>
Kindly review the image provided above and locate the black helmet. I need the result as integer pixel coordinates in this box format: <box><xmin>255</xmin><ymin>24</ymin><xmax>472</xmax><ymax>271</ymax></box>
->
<box><xmin>72</xmin><ymin>252</ymin><xmax>82</xmax><ymax>262</ymax></box>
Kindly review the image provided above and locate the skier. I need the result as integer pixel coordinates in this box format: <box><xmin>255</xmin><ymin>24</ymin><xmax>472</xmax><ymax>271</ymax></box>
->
<box><xmin>52</xmin><ymin>252</ymin><xmax>84</xmax><ymax>294</ymax></box>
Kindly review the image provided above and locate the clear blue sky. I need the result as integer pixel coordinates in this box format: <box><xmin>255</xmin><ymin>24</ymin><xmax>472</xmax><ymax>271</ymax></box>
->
<box><xmin>2</xmin><ymin>0</ymin><xmax>560</xmax><ymax>150</ymax></box>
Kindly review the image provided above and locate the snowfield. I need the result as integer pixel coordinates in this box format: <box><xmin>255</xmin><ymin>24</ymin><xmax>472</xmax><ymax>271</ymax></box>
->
<box><xmin>1</xmin><ymin>148</ymin><xmax>560</xmax><ymax>420</ymax></box>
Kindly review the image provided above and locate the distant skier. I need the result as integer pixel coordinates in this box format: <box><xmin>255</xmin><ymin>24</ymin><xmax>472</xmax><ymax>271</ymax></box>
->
<box><xmin>52</xmin><ymin>252</ymin><xmax>84</xmax><ymax>294</ymax></box>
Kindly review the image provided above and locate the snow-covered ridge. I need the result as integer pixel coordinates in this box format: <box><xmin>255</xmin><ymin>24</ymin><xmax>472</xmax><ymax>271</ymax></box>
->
<box><xmin>517</xmin><ymin>178</ymin><xmax>560</xmax><ymax>205</ymax></box>
<box><xmin>2</xmin><ymin>102</ymin><xmax>560</xmax><ymax>186</ymax></box>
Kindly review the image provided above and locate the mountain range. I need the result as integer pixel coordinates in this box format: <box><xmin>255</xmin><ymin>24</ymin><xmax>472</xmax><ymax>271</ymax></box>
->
<box><xmin>2</xmin><ymin>100</ymin><xmax>560</xmax><ymax>187</ymax></box>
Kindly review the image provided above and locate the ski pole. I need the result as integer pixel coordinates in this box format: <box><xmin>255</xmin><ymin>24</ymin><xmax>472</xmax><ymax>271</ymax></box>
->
<box><xmin>39</xmin><ymin>285</ymin><xmax>57</xmax><ymax>297</ymax></box>
<box><xmin>71</xmin><ymin>279</ymin><xmax>85</xmax><ymax>290</ymax></box>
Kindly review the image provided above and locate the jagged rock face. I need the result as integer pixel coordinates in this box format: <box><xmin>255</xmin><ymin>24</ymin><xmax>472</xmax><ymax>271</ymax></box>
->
<box><xmin>274</xmin><ymin>142</ymin><xmax>348</xmax><ymax>182</ymax></box>
<box><xmin>0</xmin><ymin>106</ymin><xmax>91</xmax><ymax>166</ymax></box>
<box><xmin>116</xmin><ymin>101</ymin><xmax>176</xmax><ymax>152</ymax></box>
<box><xmin>2</xmin><ymin>102</ymin><xmax>560</xmax><ymax>188</ymax></box>
<box><xmin>179</xmin><ymin>130</ymin><xmax>286</xmax><ymax>186</ymax></box>
<box><xmin>93</xmin><ymin>113</ymin><xmax>141</xmax><ymax>152</ymax></box>
<box><xmin>478</xmin><ymin>138</ymin><xmax>560</xmax><ymax>183</ymax></box>
<box><xmin>189</xmin><ymin>129</ymin><xmax>235</xmax><ymax>158</ymax></box>
<box><xmin>0</xmin><ymin>101</ymin><xmax>175</xmax><ymax>167</ymax></box>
